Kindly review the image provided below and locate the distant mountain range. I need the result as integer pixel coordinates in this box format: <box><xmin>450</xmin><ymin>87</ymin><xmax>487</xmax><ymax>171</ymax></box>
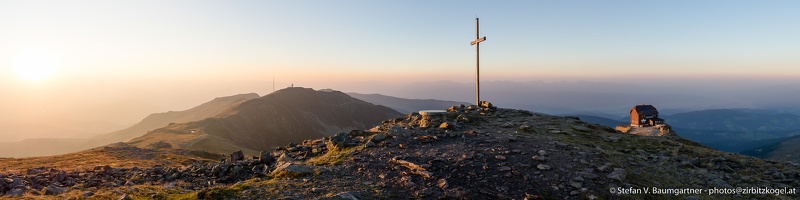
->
<box><xmin>127</xmin><ymin>87</ymin><xmax>401</xmax><ymax>154</ymax></box>
<box><xmin>18</xmin><ymin>84</ymin><xmax>800</xmax><ymax>163</ymax></box>
<box><xmin>87</xmin><ymin>93</ymin><xmax>260</xmax><ymax>147</ymax></box>
<box><xmin>0</xmin><ymin>88</ymin><xmax>468</xmax><ymax>158</ymax></box>
<box><xmin>352</xmin><ymin>80</ymin><xmax>800</xmax><ymax>117</ymax></box>
<box><xmin>0</xmin><ymin>93</ymin><xmax>259</xmax><ymax>157</ymax></box>
<box><xmin>345</xmin><ymin>92</ymin><xmax>468</xmax><ymax>114</ymax></box>
<box><xmin>665</xmin><ymin>109</ymin><xmax>800</xmax><ymax>153</ymax></box>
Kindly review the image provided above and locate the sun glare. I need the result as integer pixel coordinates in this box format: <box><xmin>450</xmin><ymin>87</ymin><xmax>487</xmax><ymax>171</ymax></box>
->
<box><xmin>12</xmin><ymin>49</ymin><xmax>62</xmax><ymax>82</ymax></box>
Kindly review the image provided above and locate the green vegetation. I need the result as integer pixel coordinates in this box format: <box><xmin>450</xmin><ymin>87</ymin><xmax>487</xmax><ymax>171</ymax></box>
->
<box><xmin>0</xmin><ymin>145</ymin><xmax>220</xmax><ymax>173</ymax></box>
<box><xmin>270</xmin><ymin>167</ymin><xmax>310</xmax><ymax>179</ymax></box>
<box><xmin>196</xmin><ymin>187</ymin><xmax>238</xmax><ymax>199</ymax></box>
<box><xmin>307</xmin><ymin>142</ymin><xmax>360</xmax><ymax>166</ymax></box>
<box><xmin>29</xmin><ymin>185</ymin><xmax>201</xmax><ymax>200</ymax></box>
<box><xmin>306</xmin><ymin>132</ymin><xmax>379</xmax><ymax>166</ymax></box>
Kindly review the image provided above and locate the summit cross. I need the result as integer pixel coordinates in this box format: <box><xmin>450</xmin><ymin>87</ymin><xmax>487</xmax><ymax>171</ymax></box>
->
<box><xmin>470</xmin><ymin>18</ymin><xmax>487</xmax><ymax>106</ymax></box>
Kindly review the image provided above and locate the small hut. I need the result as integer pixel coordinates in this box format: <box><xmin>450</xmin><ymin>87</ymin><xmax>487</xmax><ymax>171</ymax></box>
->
<box><xmin>629</xmin><ymin>104</ymin><xmax>664</xmax><ymax>127</ymax></box>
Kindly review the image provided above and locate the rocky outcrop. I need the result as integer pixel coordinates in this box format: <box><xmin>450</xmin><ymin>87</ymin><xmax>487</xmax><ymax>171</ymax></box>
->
<box><xmin>0</xmin><ymin>149</ymin><xmax>276</xmax><ymax>197</ymax></box>
<box><xmin>616</xmin><ymin>124</ymin><xmax>676</xmax><ymax>136</ymax></box>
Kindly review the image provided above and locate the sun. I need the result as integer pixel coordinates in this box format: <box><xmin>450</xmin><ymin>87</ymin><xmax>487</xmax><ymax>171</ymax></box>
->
<box><xmin>12</xmin><ymin>49</ymin><xmax>62</xmax><ymax>82</ymax></box>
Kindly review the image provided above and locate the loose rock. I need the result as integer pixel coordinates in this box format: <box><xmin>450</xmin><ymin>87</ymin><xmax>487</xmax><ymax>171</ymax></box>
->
<box><xmin>230</xmin><ymin>151</ymin><xmax>245</xmax><ymax>162</ymax></box>
<box><xmin>537</xmin><ymin>164</ymin><xmax>551</xmax><ymax>170</ymax></box>
<box><xmin>606</xmin><ymin>168</ymin><xmax>626</xmax><ymax>181</ymax></box>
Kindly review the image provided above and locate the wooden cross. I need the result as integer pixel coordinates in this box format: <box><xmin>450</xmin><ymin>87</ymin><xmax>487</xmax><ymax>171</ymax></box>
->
<box><xmin>470</xmin><ymin>18</ymin><xmax>487</xmax><ymax>106</ymax></box>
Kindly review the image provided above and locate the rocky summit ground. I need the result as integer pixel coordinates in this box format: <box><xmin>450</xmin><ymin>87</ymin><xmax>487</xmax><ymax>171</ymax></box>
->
<box><xmin>3</xmin><ymin>104</ymin><xmax>800</xmax><ymax>199</ymax></box>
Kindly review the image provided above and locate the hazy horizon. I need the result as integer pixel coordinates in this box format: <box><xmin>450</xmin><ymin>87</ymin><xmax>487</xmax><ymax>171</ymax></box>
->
<box><xmin>4</xmin><ymin>78</ymin><xmax>800</xmax><ymax>142</ymax></box>
<box><xmin>2</xmin><ymin>1</ymin><xmax>800</xmax><ymax>142</ymax></box>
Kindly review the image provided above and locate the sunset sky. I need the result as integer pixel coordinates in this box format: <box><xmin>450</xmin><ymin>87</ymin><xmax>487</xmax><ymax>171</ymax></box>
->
<box><xmin>3</xmin><ymin>1</ymin><xmax>799</xmax><ymax>83</ymax></box>
<box><xmin>1</xmin><ymin>1</ymin><xmax>800</xmax><ymax>141</ymax></box>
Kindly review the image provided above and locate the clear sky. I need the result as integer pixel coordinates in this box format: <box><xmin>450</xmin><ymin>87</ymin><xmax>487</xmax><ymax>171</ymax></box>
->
<box><xmin>1</xmin><ymin>1</ymin><xmax>800</xmax><ymax>140</ymax></box>
<box><xmin>3</xmin><ymin>1</ymin><xmax>799</xmax><ymax>83</ymax></box>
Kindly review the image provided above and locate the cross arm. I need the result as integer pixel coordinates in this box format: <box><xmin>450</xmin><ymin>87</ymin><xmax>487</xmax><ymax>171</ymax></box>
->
<box><xmin>470</xmin><ymin>37</ymin><xmax>487</xmax><ymax>45</ymax></box>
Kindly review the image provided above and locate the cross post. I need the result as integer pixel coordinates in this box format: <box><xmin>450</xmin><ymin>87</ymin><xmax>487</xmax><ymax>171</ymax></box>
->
<box><xmin>470</xmin><ymin>18</ymin><xmax>487</xmax><ymax>106</ymax></box>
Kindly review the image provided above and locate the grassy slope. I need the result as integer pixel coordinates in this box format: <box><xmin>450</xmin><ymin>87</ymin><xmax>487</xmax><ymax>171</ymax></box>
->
<box><xmin>0</xmin><ymin>143</ymin><xmax>221</xmax><ymax>173</ymax></box>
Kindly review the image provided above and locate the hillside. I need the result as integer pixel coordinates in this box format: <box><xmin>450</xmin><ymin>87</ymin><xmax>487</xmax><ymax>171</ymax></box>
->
<box><xmin>0</xmin><ymin>143</ymin><xmax>221</xmax><ymax>173</ymax></box>
<box><xmin>346</xmin><ymin>92</ymin><xmax>468</xmax><ymax>114</ymax></box>
<box><xmin>88</xmin><ymin>93</ymin><xmax>260</xmax><ymax>146</ymax></box>
<box><xmin>0</xmin><ymin>143</ymin><xmax>223</xmax><ymax>198</ymax></box>
<box><xmin>4</xmin><ymin>104</ymin><xmax>800</xmax><ymax>199</ymax></box>
<box><xmin>0</xmin><ymin>93</ymin><xmax>258</xmax><ymax>158</ymax></box>
<box><xmin>126</xmin><ymin>87</ymin><xmax>402</xmax><ymax>155</ymax></box>
<box><xmin>741</xmin><ymin>135</ymin><xmax>800</xmax><ymax>163</ymax></box>
<box><xmin>663</xmin><ymin>109</ymin><xmax>800</xmax><ymax>152</ymax></box>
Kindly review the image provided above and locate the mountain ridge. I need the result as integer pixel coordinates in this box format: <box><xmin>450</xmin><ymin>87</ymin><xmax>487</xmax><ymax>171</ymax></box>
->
<box><xmin>88</xmin><ymin>93</ymin><xmax>261</xmax><ymax>146</ymax></box>
<box><xmin>0</xmin><ymin>91</ymin><xmax>476</xmax><ymax>158</ymax></box>
<box><xmin>0</xmin><ymin>93</ymin><xmax>260</xmax><ymax>158</ymax></box>
<box><xmin>126</xmin><ymin>87</ymin><xmax>402</xmax><ymax>154</ymax></box>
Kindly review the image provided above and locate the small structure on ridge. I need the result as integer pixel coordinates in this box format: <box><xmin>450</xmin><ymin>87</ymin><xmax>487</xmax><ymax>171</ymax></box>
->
<box><xmin>616</xmin><ymin>104</ymin><xmax>675</xmax><ymax>136</ymax></box>
<box><xmin>629</xmin><ymin>104</ymin><xmax>664</xmax><ymax>127</ymax></box>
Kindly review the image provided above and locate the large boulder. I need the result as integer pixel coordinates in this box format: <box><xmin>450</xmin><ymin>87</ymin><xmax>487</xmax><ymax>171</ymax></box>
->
<box><xmin>52</xmin><ymin>170</ymin><xmax>67</xmax><ymax>183</ymax></box>
<box><xmin>230</xmin><ymin>151</ymin><xmax>245</xmax><ymax>162</ymax></box>
<box><xmin>275</xmin><ymin>153</ymin><xmax>294</xmax><ymax>166</ymax></box>
<box><xmin>259</xmin><ymin>151</ymin><xmax>275</xmax><ymax>164</ymax></box>
<box><xmin>5</xmin><ymin>188</ymin><xmax>24</xmax><ymax>197</ymax></box>
<box><xmin>271</xmin><ymin>162</ymin><xmax>313</xmax><ymax>178</ymax></box>
<box><xmin>44</xmin><ymin>184</ymin><xmax>67</xmax><ymax>195</ymax></box>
